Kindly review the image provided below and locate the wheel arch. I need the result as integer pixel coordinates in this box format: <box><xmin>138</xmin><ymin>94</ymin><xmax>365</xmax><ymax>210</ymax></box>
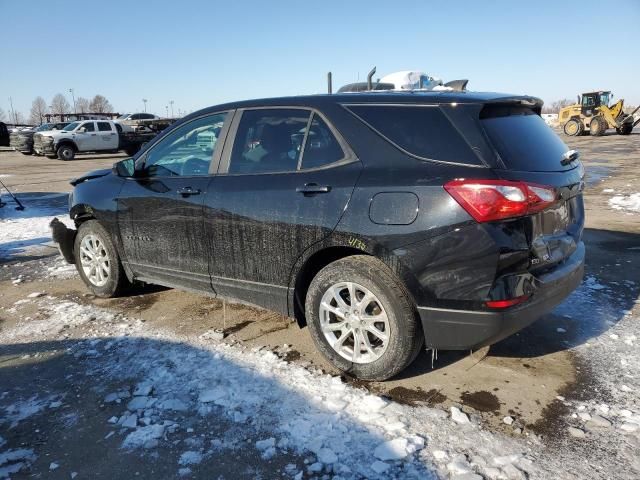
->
<box><xmin>70</xmin><ymin>203</ymin><xmax>97</xmax><ymax>226</ymax></box>
<box><xmin>56</xmin><ymin>139</ymin><xmax>78</xmax><ymax>151</ymax></box>
<box><xmin>289</xmin><ymin>245</ymin><xmax>368</xmax><ymax>327</ymax></box>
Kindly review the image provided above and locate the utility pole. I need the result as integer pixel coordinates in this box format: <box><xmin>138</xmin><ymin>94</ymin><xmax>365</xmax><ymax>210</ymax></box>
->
<box><xmin>169</xmin><ymin>100</ymin><xmax>174</xmax><ymax>118</ymax></box>
<box><xmin>8</xmin><ymin>96</ymin><xmax>17</xmax><ymax>124</ymax></box>
<box><xmin>142</xmin><ymin>98</ymin><xmax>147</xmax><ymax>113</ymax></box>
<box><xmin>69</xmin><ymin>88</ymin><xmax>77</xmax><ymax>115</ymax></box>
<box><xmin>165</xmin><ymin>105</ymin><xmax>169</xmax><ymax>118</ymax></box>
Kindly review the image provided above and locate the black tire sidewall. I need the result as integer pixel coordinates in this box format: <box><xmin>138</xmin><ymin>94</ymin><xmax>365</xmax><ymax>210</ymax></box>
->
<box><xmin>74</xmin><ymin>220</ymin><xmax>124</xmax><ymax>297</ymax></box>
<box><xmin>57</xmin><ymin>145</ymin><xmax>74</xmax><ymax>161</ymax></box>
<box><xmin>305</xmin><ymin>256</ymin><xmax>422</xmax><ymax>381</ymax></box>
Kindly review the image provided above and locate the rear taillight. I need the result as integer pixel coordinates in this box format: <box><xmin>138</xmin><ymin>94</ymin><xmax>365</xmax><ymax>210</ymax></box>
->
<box><xmin>444</xmin><ymin>179</ymin><xmax>557</xmax><ymax>223</ymax></box>
<box><xmin>485</xmin><ymin>295</ymin><xmax>530</xmax><ymax>309</ymax></box>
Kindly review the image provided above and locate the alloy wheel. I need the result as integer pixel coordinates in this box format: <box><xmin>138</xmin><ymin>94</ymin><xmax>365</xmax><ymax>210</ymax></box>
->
<box><xmin>319</xmin><ymin>282</ymin><xmax>390</xmax><ymax>364</ymax></box>
<box><xmin>79</xmin><ymin>234</ymin><xmax>110</xmax><ymax>287</ymax></box>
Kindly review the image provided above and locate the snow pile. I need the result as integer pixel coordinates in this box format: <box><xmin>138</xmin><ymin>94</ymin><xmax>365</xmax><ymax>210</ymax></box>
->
<box><xmin>1</xmin><ymin>395</ymin><xmax>57</xmax><ymax>429</ymax></box>
<box><xmin>0</xmin><ymin>448</ymin><xmax>37</xmax><ymax>478</ymax></box>
<box><xmin>609</xmin><ymin>193</ymin><xmax>640</xmax><ymax>213</ymax></box>
<box><xmin>0</xmin><ymin>214</ymin><xmax>74</xmax><ymax>259</ymax></box>
<box><xmin>1</xmin><ymin>297</ymin><xmax>540</xmax><ymax>480</ymax></box>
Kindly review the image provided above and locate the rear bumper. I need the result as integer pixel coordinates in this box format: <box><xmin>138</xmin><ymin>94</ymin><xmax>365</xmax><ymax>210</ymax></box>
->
<box><xmin>417</xmin><ymin>242</ymin><xmax>585</xmax><ymax>350</ymax></box>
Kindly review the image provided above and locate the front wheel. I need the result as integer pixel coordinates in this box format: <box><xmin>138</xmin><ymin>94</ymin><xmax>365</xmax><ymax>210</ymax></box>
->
<box><xmin>590</xmin><ymin>116</ymin><xmax>607</xmax><ymax>136</ymax></box>
<box><xmin>305</xmin><ymin>256</ymin><xmax>424</xmax><ymax>381</ymax></box>
<box><xmin>617</xmin><ymin>124</ymin><xmax>633</xmax><ymax>135</ymax></box>
<box><xmin>57</xmin><ymin>144</ymin><xmax>75</xmax><ymax>161</ymax></box>
<box><xmin>74</xmin><ymin>220</ymin><xmax>130</xmax><ymax>297</ymax></box>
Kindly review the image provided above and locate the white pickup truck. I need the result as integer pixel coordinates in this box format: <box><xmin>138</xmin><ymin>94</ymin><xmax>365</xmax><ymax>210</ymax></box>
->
<box><xmin>33</xmin><ymin>119</ymin><xmax>157</xmax><ymax>160</ymax></box>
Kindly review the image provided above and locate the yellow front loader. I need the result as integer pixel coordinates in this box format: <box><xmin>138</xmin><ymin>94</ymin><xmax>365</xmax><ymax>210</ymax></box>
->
<box><xmin>559</xmin><ymin>91</ymin><xmax>639</xmax><ymax>136</ymax></box>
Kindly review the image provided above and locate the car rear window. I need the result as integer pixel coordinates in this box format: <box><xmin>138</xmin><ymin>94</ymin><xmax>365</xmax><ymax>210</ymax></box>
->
<box><xmin>481</xmin><ymin>108</ymin><xmax>572</xmax><ymax>172</ymax></box>
<box><xmin>346</xmin><ymin>105</ymin><xmax>482</xmax><ymax>165</ymax></box>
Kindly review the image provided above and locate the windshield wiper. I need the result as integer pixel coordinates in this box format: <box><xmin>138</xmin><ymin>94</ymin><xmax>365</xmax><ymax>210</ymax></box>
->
<box><xmin>561</xmin><ymin>149</ymin><xmax>579</xmax><ymax>166</ymax></box>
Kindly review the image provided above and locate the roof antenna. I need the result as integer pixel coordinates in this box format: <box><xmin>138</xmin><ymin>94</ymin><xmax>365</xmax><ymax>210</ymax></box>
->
<box><xmin>367</xmin><ymin>66</ymin><xmax>377</xmax><ymax>91</ymax></box>
<box><xmin>327</xmin><ymin>72</ymin><xmax>333</xmax><ymax>94</ymax></box>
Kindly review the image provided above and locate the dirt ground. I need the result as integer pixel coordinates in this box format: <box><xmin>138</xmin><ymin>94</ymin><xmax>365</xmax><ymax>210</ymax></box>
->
<box><xmin>1</xmin><ymin>130</ymin><xmax>639</xmax><ymax>478</ymax></box>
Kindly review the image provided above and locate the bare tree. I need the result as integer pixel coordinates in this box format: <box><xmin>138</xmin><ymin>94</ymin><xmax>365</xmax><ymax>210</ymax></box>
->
<box><xmin>89</xmin><ymin>95</ymin><xmax>113</xmax><ymax>113</ymax></box>
<box><xmin>51</xmin><ymin>93</ymin><xmax>71</xmax><ymax>115</ymax></box>
<box><xmin>76</xmin><ymin>97</ymin><xmax>90</xmax><ymax>113</ymax></box>
<box><xmin>542</xmin><ymin>98</ymin><xmax>575</xmax><ymax>114</ymax></box>
<box><xmin>29</xmin><ymin>96</ymin><xmax>48</xmax><ymax>125</ymax></box>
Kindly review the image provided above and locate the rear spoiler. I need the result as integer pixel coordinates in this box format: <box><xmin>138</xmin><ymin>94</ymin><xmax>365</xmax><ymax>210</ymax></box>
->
<box><xmin>479</xmin><ymin>96</ymin><xmax>544</xmax><ymax>117</ymax></box>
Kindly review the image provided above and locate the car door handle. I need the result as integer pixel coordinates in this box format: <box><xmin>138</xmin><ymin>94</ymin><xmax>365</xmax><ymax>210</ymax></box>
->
<box><xmin>176</xmin><ymin>187</ymin><xmax>201</xmax><ymax>197</ymax></box>
<box><xmin>90</xmin><ymin>133</ymin><xmax>97</xmax><ymax>136</ymax></box>
<box><xmin>296</xmin><ymin>183</ymin><xmax>331</xmax><ymax>195</ymax></box>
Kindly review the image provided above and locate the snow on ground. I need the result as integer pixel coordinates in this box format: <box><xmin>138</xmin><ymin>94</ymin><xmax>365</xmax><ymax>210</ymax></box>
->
<box><xmin>0</xmin><ymin>193</ymin><xmax>73</xmax><ymax>260</ymax></box>
<box><xmin>608</xmin><ymin>193</ymin><xmax>640</xmax><ymax>213</ymax></box>
<box><xmin>1</xmin><ymin>297</ymin><xmax>543</xmax><ymax>479</ymax></box>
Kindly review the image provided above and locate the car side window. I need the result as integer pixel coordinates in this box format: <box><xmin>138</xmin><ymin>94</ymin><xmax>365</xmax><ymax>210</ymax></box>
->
<box><xmin>97</xmin><ymin>122</ymin><xmax>112</xmax><ymax>132</ymax></box>
<box><xmin>228</xmin><ymin>109</ymin><xmax>310</xmax><ymax>174</ymax></box>
<box><xmin>300</xmin><ymin>114</ymin><xmax>345</xmax><ymax>169</ymax></box>
<box><xmin>82</xmin><ymin>122</ymin><xmax>95</xmax><ymax>132</ymax></box>
<box><xmin>143</xmin><ymin>113</ymin><xmax>227</xmax><ymax>177</ymax></box>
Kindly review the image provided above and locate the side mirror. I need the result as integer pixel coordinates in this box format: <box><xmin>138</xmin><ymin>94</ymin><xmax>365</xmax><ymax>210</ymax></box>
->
<box><xmin>112</xmin><ymin>158</ymin><xmax>135</xmax><ymax>177</ymax></box>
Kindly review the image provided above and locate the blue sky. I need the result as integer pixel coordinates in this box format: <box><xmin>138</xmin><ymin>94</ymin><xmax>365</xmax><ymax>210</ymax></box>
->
<box><xmin>1</xmin><ymin>0</ymin><xmax>638</xmax><ymax>118</ymax></box>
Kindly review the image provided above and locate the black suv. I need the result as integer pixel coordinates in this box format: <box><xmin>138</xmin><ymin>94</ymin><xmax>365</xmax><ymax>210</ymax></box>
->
<box><xmin>55</xmin><ymin>92</ymin><xmax>585</xmax><ymax>380</ymax></box>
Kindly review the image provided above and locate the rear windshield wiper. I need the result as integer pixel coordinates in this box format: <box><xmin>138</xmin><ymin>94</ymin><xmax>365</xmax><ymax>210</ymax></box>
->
<box><xmin>561</xmin><ymin>149</ymin><xmax>579</xmax><ymax>166</ymax></box>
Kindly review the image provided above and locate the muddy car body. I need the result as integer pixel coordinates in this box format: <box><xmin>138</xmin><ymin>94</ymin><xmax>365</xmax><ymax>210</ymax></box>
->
<box><xmin>55</xmin><ymin>92</ymin><xmax>586</xmax><ymax>380</ymax></box>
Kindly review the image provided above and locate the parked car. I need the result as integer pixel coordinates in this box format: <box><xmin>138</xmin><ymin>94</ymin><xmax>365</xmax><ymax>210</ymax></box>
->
<box><xmin>9</xmin><ymin>122</ymin><xmax>70</xmax><ymax>155</ymax></box>
<box><xmin>116</xmin><ymin>113</ymin><xmax>160</xmax><ymax>122</ymax></box>
<box><xmin>52</xmin><ymin>92</ymin><xmax>585</xmax><ymax>380</ymax></box>
<box><xmin>33</xmin><ymin>120</ymin><xmax>157</xmax><ymax>160</ymax></box>
<box><xmin>0</xmin><ymin>122</ymin><xmax>9</xmax><ymax>147</ymax></box>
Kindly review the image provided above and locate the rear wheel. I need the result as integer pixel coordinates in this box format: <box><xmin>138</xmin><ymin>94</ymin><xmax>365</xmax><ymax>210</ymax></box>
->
<box><xmin>57</xmin><ymin>144</ymin><xmax>75</xmax><ymax>161</ymax></box>
<box><xmin>74</xmin><ymin>220</ymin><xmax>130</xmax><ymax>297</ymax></box>
<box><xmin>305</xmin><ymin>255</ymin><xmax>424</xmax><ymax>381</ymax></box>
<box><xmin>590</xmin><ymin>116</ymin><xmax>607</xmax><ymax>136</ymax></box>
<box><xmin>563</xmin><ymin>119</ymin><xmax>583</xmax><ymax>136</ymax></box>
<box><xmin>617</xmin><ymin>123</ymin><xmax>633</xmax><ymax>135</ymax></box>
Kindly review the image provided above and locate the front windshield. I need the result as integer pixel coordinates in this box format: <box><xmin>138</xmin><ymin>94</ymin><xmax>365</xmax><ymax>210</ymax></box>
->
<box><xmin>117</xmin><ymin>114</ymin><xmax>129</xmax><ymax>120</ymax></box>
<box><xmin>600</xmin><ymin>93</ymin><xmax>610</xmax><ymax>107</ymax></box>
<box><xmin>34</xmin><ymin>124</ymin><xmax>51</xmax><ymax>132</ymax></box>
<box><xmin>63</xmin><ymin>122</ymin><xmax>80</xmax><ymax>131</ymax></box>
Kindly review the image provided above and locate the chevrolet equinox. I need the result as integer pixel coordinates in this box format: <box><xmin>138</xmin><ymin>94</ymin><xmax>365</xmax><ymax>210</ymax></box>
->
<box><xmin>53</xmin><ymin>92</ymin><xmax>585</xmax><ymax>380</ymax></box>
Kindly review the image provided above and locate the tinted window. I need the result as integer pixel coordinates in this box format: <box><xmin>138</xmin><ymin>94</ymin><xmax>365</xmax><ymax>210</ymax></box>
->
<box><xmin>141</xmin><ymin>114</ymin><xmax>154</xmax><ymax>120</ymax></box>
<box><xmin>229</xmin><ymin>109</ymin><xmax>310</xmax><ymax>174</ymax></box>
<box><xmin>347</xmin><ymin>105</ymin><xmax>479</xmax><ymax>164</ymax></box>
<box><xmin>130</xmin><ymin>114</ymin><xmax>141</xmax><ymax>120</ymax></box>
<box><xmin>97</xmin><ymin>122</ymin><xmax>112</xmax><ymax>132</ymax></box>
<box><xmin>301</xmin><ymin>114</ymin><xmax>344</xmax><ymax>169</ymax></box>
<box><xmin>481</xmin><ymin>111</ymin><xmax>572</xmax><ymax>172</ymax></box>
<box><xmin>144</xmin><ymin>113</ymin><xmax>226</xmax><ymax>177</ymax></box>
<box><xmin>82</xmin><ymin>122</ymin><xmax>95</xmax><ymax>132</ymax></box>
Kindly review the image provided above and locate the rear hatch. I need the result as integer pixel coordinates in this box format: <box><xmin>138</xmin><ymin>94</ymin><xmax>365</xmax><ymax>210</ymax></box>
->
<box><xmin>480</xmin><ymin>105</ymin><xmax>585</xmax><ymax>270</ymax></box>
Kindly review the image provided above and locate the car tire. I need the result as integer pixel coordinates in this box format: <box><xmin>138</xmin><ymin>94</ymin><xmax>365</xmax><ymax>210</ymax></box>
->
<box><xmin>74</xmin><ymin>220</ymin><xmax>129</xmax><ymax>297</ymax></box>
<box><xmin>589</xmin><ymin>116</ymin><xmax>607</xmax><ymax>136</ymax></box>
<box><xmin>57</xmin><ymin>144</ymin><xmax>75</xmax><ymax>161</ymax></box>
<box><xmin>563</xmin><ymin>119</ymin><xmax>583</xmax><ymax>136</ymax></box>
<box><xmin>305</xmin><ymin>255</ymin><xmax>424</xmax><ymax>381</ymax></box>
